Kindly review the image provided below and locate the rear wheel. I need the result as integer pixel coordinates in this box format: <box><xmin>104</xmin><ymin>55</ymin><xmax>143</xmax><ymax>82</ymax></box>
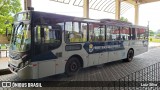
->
<box><xmin>123</xmin><ymin>49</ymin><xmax>134</xmax><ymax>62</ymax></box>
<box><xmin>65</xmin><ymin>57</ymin><xmax>81</xmax><ymax>76</ymax></box>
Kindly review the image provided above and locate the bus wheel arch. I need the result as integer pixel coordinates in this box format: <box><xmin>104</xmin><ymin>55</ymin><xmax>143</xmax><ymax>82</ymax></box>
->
<box><xmin>65</xmin><ymin>55</ymin><xmax>83</xmax><ymax>76</ymax></box>
<box><xmin>123</xmin><ymin>48</ymin><xmax>134</xmax><ymax>62</ymax></box>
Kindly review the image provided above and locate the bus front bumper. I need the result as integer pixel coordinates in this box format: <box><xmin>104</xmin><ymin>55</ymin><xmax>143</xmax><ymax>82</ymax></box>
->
<box><xmin>8</xmin><ymin>63</ymin><xmax>33</xmax><ymax>79</ymax></box>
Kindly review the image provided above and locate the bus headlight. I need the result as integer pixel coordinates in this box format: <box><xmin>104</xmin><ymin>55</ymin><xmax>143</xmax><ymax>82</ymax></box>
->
<box><xmin>19</xmin><ymin>63</ymin><xmax>23</xmax><ymax>68</ymax></box>
<box><xmin>25</xmin><ymin>61</ymin><xmax>29</xmax><ymax>65</ymax></box>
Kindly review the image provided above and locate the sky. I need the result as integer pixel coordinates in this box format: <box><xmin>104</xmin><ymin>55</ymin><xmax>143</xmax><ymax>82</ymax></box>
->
<box><xmin>21</xmin><ymin>0</ymin><xmax>160</xmax><ymax>31</ymax></box>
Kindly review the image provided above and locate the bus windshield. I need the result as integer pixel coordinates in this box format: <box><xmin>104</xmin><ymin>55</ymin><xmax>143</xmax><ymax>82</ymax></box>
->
<box><xmin>10</xmin><ymin>22</ymin><xmax>31</xmax><ymax>52</ymax></box>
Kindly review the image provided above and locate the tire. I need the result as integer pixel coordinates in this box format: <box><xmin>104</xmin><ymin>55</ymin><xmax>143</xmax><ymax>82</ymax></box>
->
<box><xmin>123</xmin><ymin>49</ymin><xmax>134</xmax><ymax>62</ymax></box>
<box><xmin>65</xmin><ymin>57</ymin><xmax>81</xmax><ymax>76</ymax></box>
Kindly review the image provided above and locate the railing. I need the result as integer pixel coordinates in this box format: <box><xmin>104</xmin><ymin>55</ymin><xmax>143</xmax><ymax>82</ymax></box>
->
<box><xmin>107</xmin><ymin>62</ymin><xmax>160</xmax><ymax>90</ymax></box>
<box><xmin>0</xmin><ymin>44</ymin><xmax>9</xmax><ymax>58</ymax></box>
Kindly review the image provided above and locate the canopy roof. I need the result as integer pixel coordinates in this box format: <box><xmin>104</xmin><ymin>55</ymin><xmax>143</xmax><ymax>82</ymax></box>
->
<box><xmin>50</xmin><ymin>0</ymin><xmax>160</xmax><ymax>14</ymax></box>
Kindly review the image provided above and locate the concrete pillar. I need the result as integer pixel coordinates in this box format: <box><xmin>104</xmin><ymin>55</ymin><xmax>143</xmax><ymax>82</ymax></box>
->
<box><xmin>24</xmin><ymin>0</ymin><xmax>32</xmax><ymax>10</ymax></box>
<box><xmin>134</xmin><ymin>4</ymin><xmax>139</xmax><ymax>25</ymax></box>
<box><xmin>115</xmin><ymin>0</ymin><xmax>121</xmax><ymax>20</ymax></box>
<box><xmin>83</xmin><ymin>0</ymin><xmax>89</xmax><ymax>18</ymax></box>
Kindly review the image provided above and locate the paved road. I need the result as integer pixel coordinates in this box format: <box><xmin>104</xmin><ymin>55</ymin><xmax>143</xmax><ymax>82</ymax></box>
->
<box><xmin>0</xmin><ymin>47</ymin><xmax>160</xmax><ymax>90</ymax></box>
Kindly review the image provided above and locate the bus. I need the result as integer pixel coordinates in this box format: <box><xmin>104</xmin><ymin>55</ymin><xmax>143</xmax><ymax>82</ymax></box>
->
<box><xmin>8</xmin><ymin>10</ymin><xmax>149</xmax><ymax>79</ymax></box>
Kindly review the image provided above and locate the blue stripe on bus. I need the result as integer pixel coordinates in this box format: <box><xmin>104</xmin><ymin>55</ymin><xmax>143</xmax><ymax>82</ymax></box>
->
<box><xmin>32</xmin><ymin>51</ymin><xmax>57</xmax><ymax>62</ymax></box>
<box><xmin>83</xmin><ymin>41</ymin><xmax>125</xmax><ymax>54</ymax></box>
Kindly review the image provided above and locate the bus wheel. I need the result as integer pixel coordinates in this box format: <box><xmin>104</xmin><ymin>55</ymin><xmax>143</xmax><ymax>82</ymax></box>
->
<box><xmin>124</xmin><ymin>49</ymin><xmax>134</xmax><ymax>62</ymax></box>
<box><xmin>65</xmin><ymin>57</ymin><xmax>81</xmax><ymax>76</ymax></box>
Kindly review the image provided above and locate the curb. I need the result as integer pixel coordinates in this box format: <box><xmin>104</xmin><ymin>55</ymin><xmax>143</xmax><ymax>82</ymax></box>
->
<box><xmin>0</xmin><ymin>68</ymin><xmax>12</xmax><ymax>75</ymax></box>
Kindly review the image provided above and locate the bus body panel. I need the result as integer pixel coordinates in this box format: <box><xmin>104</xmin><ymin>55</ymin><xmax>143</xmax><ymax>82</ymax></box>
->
<box><xmin>38</xmin><ymin>60</ymin><xmax>56</xmax><ymax>78</ymax></box>
<box><xmin>99</xmin><ymin>52</ymin><xmax>109</xmax><ymax>64</ymax></box>
<box><xmin>8</xmin><ymin>11</ymin><xmax>149</xmax><ymax>79</ymax></box>
<box><xmin>130</xmin><ymin>40</ymin><xmax>148</xmax><ymax>56</ymax></box>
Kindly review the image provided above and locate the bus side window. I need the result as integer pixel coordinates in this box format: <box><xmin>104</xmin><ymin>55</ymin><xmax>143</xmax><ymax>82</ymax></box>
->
<box><xmin>120</xmin><ymin>27</ymin><xmax>130</xmax><ymax>40</ymax></box>
<box><xmin>81</xmin><ymin>23</ymin><xmax>87</xmax><ymax>42</ymax></box>
<box><xmin>65</xmin><ymin>22</ymin><xmax>87</xmax><ymax>43</ymax></box>
<box><xmin>137</xmin><ymin>28</ymin><xmax>146</xmax><ymax>40</ymax></box>
<box><xmin>106</xmin><ymin>26</ymin><xmax>112</xmax><ymax>41</ymax></box>
<box><xmin>89</xmin><ymin>24</ymin><xmax>96</xmax><ymax>42</ymax></box>
<box><xmin>89</xmin><ymin>24</ymin><xmax>105</xmax><ymax>42</ymax></box>
<box><xmin>34</xmin><ymin>25</ymin><xmax>41</xmax><ymax>43</ymax></box>
<box><xmin>110</xmin><ymin>26</ymin><xmax>119</xmax><ymax>41</ymax></box>
<box><xmin>132</xmin><ymin>28</ymin><xmax>136</xmax><ymax>40</ymax></box>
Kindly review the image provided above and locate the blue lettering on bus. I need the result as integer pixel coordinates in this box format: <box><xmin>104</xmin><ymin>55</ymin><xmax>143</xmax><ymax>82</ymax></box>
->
<box><xmin>83</xmin><ymin>41</ymin><xmax>125</xmax><ymax>54</ymax></box>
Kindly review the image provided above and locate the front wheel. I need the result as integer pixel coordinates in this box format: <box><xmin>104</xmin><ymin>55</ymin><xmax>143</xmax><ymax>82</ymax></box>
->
<box><xmin>65</xmin><ymin>57</ymin><xmax>81</xmax><ymax>76</ymax></box>
<box><xmin>123</xmin><ymin>49</ymin><xmax>134</xmax><ymax>62</ymax></box>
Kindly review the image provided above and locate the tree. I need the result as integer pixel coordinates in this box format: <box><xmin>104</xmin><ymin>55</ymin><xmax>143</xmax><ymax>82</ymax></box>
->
<box><xmin>157</xmin><ymin>33</ymin><xmax>160</xmax><ymax>37</ymax></box>
<box><xmin>0</xmin><ymin>0</ymin><xmax>22</xmax><ymax>34</ymax></box>
<box><xmin>149</xmin><ymin>30</ymin><xmax>155</xmax><ymax>36</ymax></box>
<box><xmin>120</xmin><ymin>17</ymin><xmax>128</xmax><ymax>22</ymax></box>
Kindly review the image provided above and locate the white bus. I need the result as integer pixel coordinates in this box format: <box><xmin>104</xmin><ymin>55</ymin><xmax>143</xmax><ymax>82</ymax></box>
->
<box><xmin>8</xmin><ymin>10</ymin><xmax>149</xmax><ymax>79</ymax></box>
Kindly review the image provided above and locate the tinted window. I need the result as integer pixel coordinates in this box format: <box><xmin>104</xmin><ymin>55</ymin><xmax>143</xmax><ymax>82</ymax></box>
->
<box><xmin>89</xmin><ymin>24</ymin><xmax>105</xmax><ymax>42</ymax></box>
<box><xmin>65</xmin><ymin>22</ymin><xmax>87</xmax><ymax>43</ymax></box>
<box><xmin>136</xmin><ymin>28</ymin><xmax>146</xmax><ymax>40</ymax></box>
<box><xmin>120</xmin><ymin>27</ymin><xmax>130</xmax><ymax>40</ymax></box>
<box><xmin>106</xmin><ymin>26</ymin><xmax>120</xmax><ymax>41</ymax></box>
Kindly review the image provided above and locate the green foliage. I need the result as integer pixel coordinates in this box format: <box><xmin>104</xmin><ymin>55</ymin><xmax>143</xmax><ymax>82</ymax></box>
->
<box><xmin>149</xmin><ymin>37</ymin><xmax>160</xmax><ymax>42</ymax></box>
<box><xmin>149</xmin><ymin>30</ymin><xmax>155</xmax><ymax>36</ymax></box>
<box><xmin>157</xmin><ymin>33</ymin><xmax>160</xmax><ymax>37</ymax></box>
<box><xmin>120</xmin><ymin>17</ymin><xmax>128</xmax><ymax>22</ymax></box>
<box><xmin>0</xmin><ymin>0</ymin><xmax>22</xmax><ymax>34</ymax></box>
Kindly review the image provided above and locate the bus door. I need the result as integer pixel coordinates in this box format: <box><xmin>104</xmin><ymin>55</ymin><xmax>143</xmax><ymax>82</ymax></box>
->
<box><xmin>34</xmin><ymin>25</ymin><xmax>62</xmax><ymax>56</ymax></box>
<box><xmin>33</xmin><ymin>24</ymin><xmax>62</xmax><ymax>77</ymax></box>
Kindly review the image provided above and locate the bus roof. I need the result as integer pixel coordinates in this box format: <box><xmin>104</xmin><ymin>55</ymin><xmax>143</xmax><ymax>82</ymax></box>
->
<box><xmin>100</xmin><ymin>19</ymin><xmax>132</xmax><ymax>27</ymax></box>
<box><xmin>31</xmin><ymin>11</ymin><xmax>100</xmax><ymax>23</ymax></box>
<box><xmin>21</xmin><ymin>10</ymin><xmax>146</xmax><ymax>28</ymax></box>
<box><xmin>132</xmin><ymin>25</ymin><xmax>148</xmax><ymax>29</ymax></box>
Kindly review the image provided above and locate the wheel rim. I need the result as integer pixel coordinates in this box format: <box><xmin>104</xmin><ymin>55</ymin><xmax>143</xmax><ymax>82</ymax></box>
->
<box><xmin>70</xmin><ymin>62</ymin><xmax>78</xmax><ymax>72</ymax></box>
<box><xmin>128</xmin><ymin>50</ymin><xmax>133</xmax><ymax>61</ymax></box>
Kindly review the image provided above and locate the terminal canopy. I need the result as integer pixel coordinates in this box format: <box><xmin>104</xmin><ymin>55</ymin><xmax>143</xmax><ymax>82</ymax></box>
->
<box><xmin>50</xmin><ymin>0</ymin><xmax>132</xmax><ymax>15</ymax></box>
<box><xmin>50</xmin><ymin>0</ymin><xmax>160</xmax><ymax>15</ymax></box>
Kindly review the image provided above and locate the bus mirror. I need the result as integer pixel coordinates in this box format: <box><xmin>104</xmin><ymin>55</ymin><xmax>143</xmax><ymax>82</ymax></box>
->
<box><xmin>40</xmin><ymin>27</ymin><xmax>45</xmax><ymax>37</ymax></box>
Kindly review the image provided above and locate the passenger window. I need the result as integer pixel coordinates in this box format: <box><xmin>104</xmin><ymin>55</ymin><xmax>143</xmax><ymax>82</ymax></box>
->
<box><xmin>120</xmin><ymin>27</ymin><xmax>130</xmax><ymax>40</ymax></box>
<box><xmin>137</xmin><ymin>28</ymin><xmax>146</xmax><ymax>40</ymax></box>
<box><xmin>65</xmin><ymin>22</ymin><xmax>87</xmax><ymax>43</ymax></box>
<box><xmin>106</xmin><ymin>26</ymin><xmax>112</xmax><ymax>41</ymax></box>
<box><xmin>89</xmin><ymin>24</ymin><xmax>105</xmax><ymax>42</ymax></box>
<box><xmin>34</xmin><ymin>25</ymin><xmax>61</xmax><ymax>44</ymax></box>
<box><xmin>34</xmin><ymin>26</ymin><xmax>41</xmax><ymax>43</ymax></box>
<box><xmin>81</xmin><ymin>23</ymin><xmax>87</xmax><ymax>42</ymax></box>
<box><xmin>110</xmin><ymin>26</ymin><xmax>120</xmax><ymax>41</ymax></box>
<box><xmin>131</xmin><ymin>28</ymin><xmax>136</xmax><ymax>40</ymax></box>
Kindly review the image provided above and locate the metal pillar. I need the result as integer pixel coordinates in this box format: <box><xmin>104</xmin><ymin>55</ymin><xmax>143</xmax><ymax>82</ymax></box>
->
<box><xmin>134</xmin><ymin>4</ymin><xmax>139</xmax><ymax>25</ymax></box>
<box><xmin>83</xmin><ymin>0</ymin><xmax>89</xmax><ymax>18</ymax></box>
<box><xmin>115</xmin><ymin>0</ymin><xmax>121</xmax><ymax>20</ymax></box>
<box><xmin>24</xmin><ymin>0</ymin><xmax>32</xmax><ymax>10</ymax></box>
